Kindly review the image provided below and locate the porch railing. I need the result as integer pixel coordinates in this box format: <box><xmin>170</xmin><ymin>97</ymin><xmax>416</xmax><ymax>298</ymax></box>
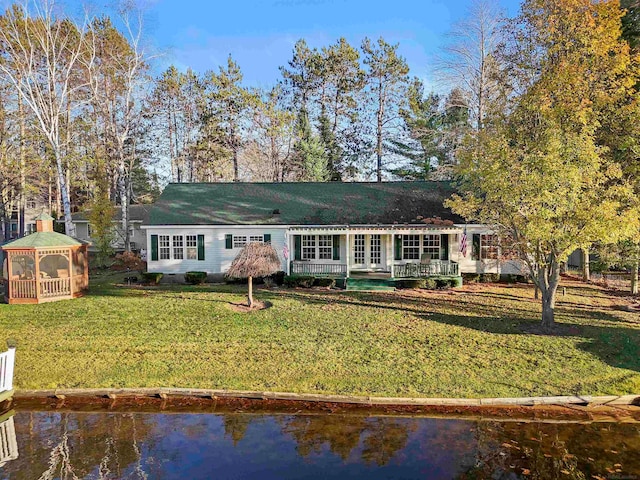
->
<box><xmin>291</xmin><ymin>262</ymin><xmax>347</xmax><ymax>277</ymax></box>
<box><xmin>0</xmin><ymin>347</ymin><xmax>15</xmax><ymax>393</ymax></box>
<box><xmin>394</xmin><ymin>261</ymin><xmax>459</xmax><ymax>278</ymax></box>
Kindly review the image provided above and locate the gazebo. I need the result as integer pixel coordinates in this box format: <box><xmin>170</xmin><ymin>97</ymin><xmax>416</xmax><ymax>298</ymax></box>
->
<box><xmin>1</xmin><ymin>213</ymin><xmax>89</xmax><ymax>304</ymax></box>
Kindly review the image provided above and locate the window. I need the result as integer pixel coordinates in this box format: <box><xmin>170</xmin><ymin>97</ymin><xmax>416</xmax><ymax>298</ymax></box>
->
<box><xmin>422</xmin><ymin>234</ymin><xmax>440</xmax><ymax>260</ymax></box>
<box><xmin>173</xmin><ymin>235</ymin><xmax>184</xmax><ymax>259</ymax></box>
<box><xmin>302</xmin><ymin>235</ymin><xmax>316</xmax><ymax>260</ymax></box>
<box><xmin>403</xmin><ymin>235</ymin><xmax>420</xmax><ymax>260</ymax></box>
<box><xmin>233</xmin><ymin>236</ymin><xmax>247</xmax><ymax>248</ymax></box>
<box><xmin>353</xmin><ymin>234</ymin><xmax>365</xmax><ymax>264</ymax></box>
<box><xmin>26</xmin><ymin>200</ymin><xmax>36</xmax><ymax>209</ymax></box>
<box><xmin>26</xmin><ymin>223</ymin><xmax>36</xmax><ymax>234</ymax></box>
<box><xmin>481</xmin><ymin>234</ymin><xmax>499</xmax><ymax>260</ymax></box>
<box><xmin>249</xmin><ymin>235</ymin><xmax>264</xmax><ymax>243</ymax></box>
<box><xmin>159</xmin><ymin>235</ymin><xmax>170</xmax><ymax>260</ymax></box>
<box><xmin>370</xmin><ymin>235</ymin><xmax>381</xmax><ymax>264</ymax></box>
<box><xmin>318</xmin><ymin>235</ymin><xmax>333</xmax><ymax>260</ymax></box>
<box><xmin>186</xmin><ymin>235</ymin><xmax>198</xmax><ymax>259</ymax></box>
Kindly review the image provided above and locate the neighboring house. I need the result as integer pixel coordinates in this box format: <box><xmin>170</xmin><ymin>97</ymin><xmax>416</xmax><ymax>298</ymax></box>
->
<box><xmin>2</xmin><ymin>197</ymin><xmax>49</xmax><ymax>241</ymax></box>
<box><xmin>72</xmin><ymin>204</ymin><xmax>152</xmax><ymax>253</ymax></box>
<box><xmin>143</xmin><ymin>182</ymin><xmax>526</xmax><ymax>282</ymax></box>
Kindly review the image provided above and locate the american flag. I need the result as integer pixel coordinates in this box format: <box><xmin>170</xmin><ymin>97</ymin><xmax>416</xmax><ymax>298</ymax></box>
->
<box><xmin>459</xmin><ymin>228</ymin><xmax>468</xmax><ymax>258</ymax></box>
<box><xmin>283</xmin><ymin>243</ymin><xmax>289</xmax><ymax>260</ymax></box>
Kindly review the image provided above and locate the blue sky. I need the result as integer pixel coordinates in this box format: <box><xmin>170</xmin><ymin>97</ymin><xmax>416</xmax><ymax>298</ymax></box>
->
<box><xmin>143</xmin><ymin>0</ymin><xmax>521</xmax><ymax>88</ymax></box>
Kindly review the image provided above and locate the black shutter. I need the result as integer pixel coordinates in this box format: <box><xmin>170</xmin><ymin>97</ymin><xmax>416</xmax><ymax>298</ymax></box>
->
<box><xmin>197</xmin><ymin>235</ymin><xmax>205</xmax><ymax>260</ymax></box>
<box><xmin>440</xmin><ymin>234</ymin><xmax>449</xmax><ymax>261</ymax></box>
<box><xmin>264</xmin><ymin>233</ymin><xmax>271</xmax><ymax>244</ymax></box>
<box><xmin>394</xmin><ymin>235</ymin><xmax>402</xmax><ymax>261</ymax></box>
<box><xmin>472</xmin><ymin>234</ymin><xmax>481</xmax><ymax>260</ymax></box>
<box><xmin>332</xmin><ymin>235</ymin><xmax>340</xmax><ymax>260</ymax></box>
<box><xmin>294</xmin><ymin>235</ymin><xmax>302</xmax><ymax>261</ymax></box>
<box><xmin>151</xmin><ymin>235</ymin><xmax>158</xmax><ymax>261</ymax></box>
<box><xmin>225</xmin><ymin>234</ymin><xmax>233</xmax><ymax>249</ymax></box>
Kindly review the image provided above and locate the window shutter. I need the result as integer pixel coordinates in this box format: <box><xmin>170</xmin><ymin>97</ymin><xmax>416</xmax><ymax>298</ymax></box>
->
<box><xmin>394</xmin><ymin>235</ymin><xmax>402</xmax><ymax>261</ymax></box>
<box><xmin>332</xmin><ymin>235</ymin><xmax>340</xmax><ymax>260</ymax></box>
<box><xmin>294</xmin><ymin>235</ymin><xmax>302</xmax><ymax>261</ymax></box>
<box><xmin>264</xmin><ymin>233</ymin><xmax>271</xmax><ymax>244</ymax></box>
<box><xmin>472</xmin><ymin>234</ymin><xmax>481</xmax><ymax>261</ymax></box>
<box><xmin>151</xmin><ymin>235</ymin><xmax>158</xmax><ymax>261</ymax></box>
<box><xmin>225</xmin><ymin>234</ymin><xmax>233</xmax><ymax>249</ymax></box>
<box><xmin>197</xmin><ymin>235</ymin><xmax>205</xmax><ymax>260</ymax></box>
<box><xmin>440</xmin><ymin>234</ymin><xmax>449</xmax><ymax>261</ymax></box>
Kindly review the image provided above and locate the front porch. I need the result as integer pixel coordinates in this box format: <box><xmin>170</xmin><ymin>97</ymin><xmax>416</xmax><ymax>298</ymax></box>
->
<box><xmin>286</xmin><ymin>226</ymin><xmax>463</xmax><ymax>288</ymax></box>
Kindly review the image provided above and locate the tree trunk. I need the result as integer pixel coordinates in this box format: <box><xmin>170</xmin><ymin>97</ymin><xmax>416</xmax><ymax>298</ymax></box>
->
<box><xmin>631</xmin><ymin>252</ymin><xmax>639</xmax><ymax>295</ymax></box>
<box><xmin>54</xmin><ymin>146</ymin><xmax>74</xmax><ymax>236</ymax></box>
<box><xmin>247</xmin><ymin>276</ymin><xmax>254</xmax><ymax>308</ymax></box>
<box><xmin>376</xmin><ymin>83</ymin><xmax>383</xmax><ymax>183</ymax></box>
<box><xmin>538</xmin><ymin>260</ymin><xmax>561</xmax><ymax>330</ymax></box>
<box><xmin>582</xmin><ymin>248</ymin><xmax>590</xmax><ymax>282</ymax></box>
<box><xmin>118</xmin><ymin>156</ymin><xmax>130</xmax><ymax>252</ymax></box>
<box><xmin>18</xmin><ymin>96</ymin><xmax>25</xmax><ymax>238</ymax></box>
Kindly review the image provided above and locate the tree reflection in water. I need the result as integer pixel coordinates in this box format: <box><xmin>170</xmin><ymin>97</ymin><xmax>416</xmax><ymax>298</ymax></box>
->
<box><xmin>1</xmin><ymin>411</ymin><xmax>639</xmax><ymax>479</ymax></box>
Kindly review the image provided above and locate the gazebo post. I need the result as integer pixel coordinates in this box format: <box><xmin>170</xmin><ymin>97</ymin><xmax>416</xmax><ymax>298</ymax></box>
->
<box><xmin>34</xmin><ymin>250</ymin><xmax>41</xmax><ymax>301</ymax></box>
<box><xmin>6</xmin><ymin>252</ymin><xmax>13</xmax><ymax>302</ymax></box>
<box><xmin>68</xmin><ymin>247</ymin><xmax>74</xmax><ymax>297</ymax></box>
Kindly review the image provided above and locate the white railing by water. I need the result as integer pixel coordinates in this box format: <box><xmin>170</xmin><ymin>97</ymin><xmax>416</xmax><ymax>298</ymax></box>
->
<box><xmin>0</xmin><ymin>347</ymin><xmax>16</xmax><ymax>393</ymax></box>
<box><xmin>0</xmin><ymin>414</ymin><xmax>18</xmax><ymax>468</ymax></box>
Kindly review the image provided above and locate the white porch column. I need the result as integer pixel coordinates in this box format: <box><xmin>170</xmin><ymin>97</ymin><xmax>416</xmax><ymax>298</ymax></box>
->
<box><xmin>286</xmin><ymin>232</ymin><xmax>291</xmax><ymax>275</ymax></box>
<box><xmin>345</xmin><ymin>231</ymin><xmax>350</xmax><ymax>278</ymax></box>
<box><xmin>389</xmin><ymin>232</ymin><xmax>395</xmax><ymax>278</ymax></box>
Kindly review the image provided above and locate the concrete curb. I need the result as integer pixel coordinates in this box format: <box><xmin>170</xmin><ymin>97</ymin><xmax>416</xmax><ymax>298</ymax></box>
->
<box><xmin>11</xmin><ymin>388</ymin><xmax>640</xmax><ymax>407</ymax></box>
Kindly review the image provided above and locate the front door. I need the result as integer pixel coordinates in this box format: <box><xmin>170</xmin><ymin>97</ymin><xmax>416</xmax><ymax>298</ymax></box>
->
<box><xmin>351</xmin><ymin>234</ymin><xmax>386</xmax><ymax>270</ymax></box>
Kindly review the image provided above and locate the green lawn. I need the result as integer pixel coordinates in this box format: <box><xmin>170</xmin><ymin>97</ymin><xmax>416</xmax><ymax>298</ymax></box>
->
<box><xmin>1</xmin><ymin>272</ymin><xmax>639</xmax><ymax>398</ymax></box>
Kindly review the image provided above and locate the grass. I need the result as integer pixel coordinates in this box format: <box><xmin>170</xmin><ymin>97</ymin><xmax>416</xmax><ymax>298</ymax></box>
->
<box><xmin>1</xmin><ymin>272</ymin><xmax>639</xmax><ymax>398</ymax></box>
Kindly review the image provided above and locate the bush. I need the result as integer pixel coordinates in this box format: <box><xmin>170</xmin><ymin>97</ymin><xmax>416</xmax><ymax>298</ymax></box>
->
<box><xmin>462</xmin><ymin>273</ymin><xmax>481</xmax><ymax>283</ymax></box>
<box><xmin>184</xmin><ymin>271</ymin><xmax>207</xmax><ymax>285</ymax></box>
<box><xmin>480</xmin><ymin>273</ymin><xmax>500</xmax><ymax>283</ymax></box>
<box><xmin>395</xmin><ymin>278</ymin><xmax>426</xmax><ymax>289</ymax></box>
<box><xmin>268</xmin><ymin>271</ymin><xmax>286</xmax><ymax>286</ymax></box>
<box><xmin>422</xmin><ymin>278</ymin><xmax>438</xmax><ymax>290</ymax></box>
<box><xmin>142</xmin><ymin>272</ymin><xmax>163</xmax><ymax>285</ymax></box>
<box><xmin>115</xmin><ymin>251</ymin><xmax>145</xmax><ymax>273</ymax></box>
<box><xmin>313</xmin><ymin>277</ymin><xmax>336</xmax><ymax>288</ymax></box>
<box><xmin>434</xmin><ymin>277</ymin><xmax>463</xmax><ymax>289</ymax></box>
<box><xmin>284</xmin><ymin>275</ymin><xmax>315</xmax><ymax>288</ymax></box>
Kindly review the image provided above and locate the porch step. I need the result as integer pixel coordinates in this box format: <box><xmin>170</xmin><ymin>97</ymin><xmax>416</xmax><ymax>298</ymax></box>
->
<box><xmin>346</xmin><ymin>278</ymin><xmax>396</xmax><ymax>292</ymax></box>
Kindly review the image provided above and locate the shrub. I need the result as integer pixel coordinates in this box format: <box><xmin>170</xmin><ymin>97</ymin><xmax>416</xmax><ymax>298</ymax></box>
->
<box><xmin>422</xmin><ymin>278</ymin><xmax>438</xmax><ymax>290</ymax></box>
<box><xmin>434</xmin><ymin>277</ymin><xmax>463</xmax><ymax>289</ymax></box>
<box><xmin>115</xmin><ymin>251</ymin><xmax>145</xmax><ymax>273</ymax></box>
<box><xmin>395</xmin><ymin>278</ymin><xmax>426</xmax><ymax>289</ymax></box>
<box><xmin>480</xmin><ymin>273</ymin><xmax>500</xmax><ymax>283</ymax></box>
<box><xmin>462</xmin><ymin>273</ymin><xmax>480</xmax><ymax>283</ymax></box>
<box><xmin>268</xmin><ymin>271</ymin><xmax>286</xmax><ymax>286</ymax></box>
<box><xmin>284</xmin><ymin>275</ymin><xmax>315</xmax><ymax>288</ymax></box>
<box><xmin>184</xmin><ymin>271</ymin><xmax>207</xmax><ymax>285</ymax></box>
<box><xmin>142</xmin><ymin>272</ymin><xmax>163</xmax><ymax>285</ymax></box>
<box><xmin>313</xmin><ymin>277</ymin><xmax>336</xmax><ymax>288</ymax></box>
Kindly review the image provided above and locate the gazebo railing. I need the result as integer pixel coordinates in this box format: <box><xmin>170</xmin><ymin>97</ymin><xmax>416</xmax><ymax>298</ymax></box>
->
<box><xmin>8</xmin><ymin>279</ymin><xmax>36</xmax><ymax>299</ymax></box>
<box><xmin>40</xmin><ymin>277</ymin><xmax>71</xmax><ymax>298</ymax></box>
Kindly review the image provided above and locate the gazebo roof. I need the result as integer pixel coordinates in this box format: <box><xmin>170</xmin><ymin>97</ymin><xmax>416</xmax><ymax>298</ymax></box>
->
<box><xmin>1</xmin><ymin>231</ymin><xmax>82</xmax><ymax>249</ymax></box>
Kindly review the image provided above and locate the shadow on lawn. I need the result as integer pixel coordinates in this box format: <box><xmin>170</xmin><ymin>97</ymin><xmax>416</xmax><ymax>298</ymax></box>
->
<box><xmin>261</xmin><ymin>288</ymin><xmax>640</xmax><ymax>377</ymax></box>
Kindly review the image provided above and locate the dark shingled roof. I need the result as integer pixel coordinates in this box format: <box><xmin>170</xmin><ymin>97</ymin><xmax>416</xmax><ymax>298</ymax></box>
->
<box><xmin>148</xmin><ymin>182</ymin><xmax>463</xmax><ymax>226</ymax></box>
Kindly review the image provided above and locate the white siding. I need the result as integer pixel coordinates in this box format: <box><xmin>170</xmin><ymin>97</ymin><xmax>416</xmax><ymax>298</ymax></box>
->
<box><xmin>146</xmin><ymin>227</ymin><xmax>288</xmax><ymax>274</ymax></box>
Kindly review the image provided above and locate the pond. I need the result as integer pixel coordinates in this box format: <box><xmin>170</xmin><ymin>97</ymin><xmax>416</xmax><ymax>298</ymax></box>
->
<box><xmin>1</xmin><ymin>410</ymin><xmax>639</xmax><ymax>479</ymax></box>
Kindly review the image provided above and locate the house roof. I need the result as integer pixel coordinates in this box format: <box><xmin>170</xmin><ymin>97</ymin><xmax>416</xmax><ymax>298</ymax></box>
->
<box><xmin>72</xmin><ymin>204</ymin><xmax>152</xmax><ymax>223</ymax></box>
<box><xmin>1</xmin><ymin>231</ymin><xmax>82</xmax><ymax>249</ymax></box>
<box><xmin>148</xmin><ymin>181</ymin><xmax>463</xmax><ymax>226</ymax></box>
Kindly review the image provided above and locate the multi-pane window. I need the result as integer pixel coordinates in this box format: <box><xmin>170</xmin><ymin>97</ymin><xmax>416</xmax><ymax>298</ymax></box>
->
<box><xmin>302</xmin><ymin>235</ymin><xmax>316</xmax><ymax>260</ymax></box>
<box><xmin>422</xmin><ymin>234</ymin><xmax>440</xmax><ymax>260</ymax></box>
<box><xmin>370</xmin><ymin>234</ymin><xmax>381</xmax><ymax>265</ymax></box>
<box><xmin>173</xmin><ymin>235</ymin><xmax>184</xmax><ymax>259</ymax></box>
<box><xmin>26</xmin><ymin>200</ymin><xmax>36</xmax><ymax>209</ymax></box>
<box><xmin>353</xmin><ymin>234</ymin><xmax>365</xmax><ymax>264</ymax></box>
<box><xmin>233</xmin><ymin>236</ymin><xmax>247</xmax><ymax>248</ymax></box>
<box><xmin>186</xmin><ymin>235</ymin><xmax>198</xmax><ymax>260</ymax></box>
<box><xmin>403</xmin><ymin>235</ymin><xmax>420</xmax><ymax>260</ymax></box>
<box><xmin>159</xmin><ymin>235</ymin><xmax>170</xmax><ymax>260</ymax></box>
<box><xmin>481</xmin><ymin>234</ymin><xmax>499</xmax><ymax>260</ymax></box>
<box><xmin>318</xmin><ymin>235</ymin><xmax>333</xmax><ymax>260</ymax></box>
<box><xmin>249</xmin><ymin>235</ymin><xmax>264</xmax><ymax>243</ymax></box>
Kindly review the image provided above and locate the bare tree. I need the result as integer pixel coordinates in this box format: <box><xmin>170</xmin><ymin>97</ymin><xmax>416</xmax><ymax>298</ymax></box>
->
<box><xmin>0</xmin><ymin>0</ymin><xmax>95</xmax><ymax>236</ymax></box>
<box><xmin>435</xmin><ymin>0</ymin><xmax>503</xmax><ymax>131</ymax></box>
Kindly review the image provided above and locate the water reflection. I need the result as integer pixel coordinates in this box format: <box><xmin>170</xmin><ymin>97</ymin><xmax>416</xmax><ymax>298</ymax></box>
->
<box><xmin>0</xmin><ymin>411</ymin><xmax>638</xmax><ymax>479</ymax></box>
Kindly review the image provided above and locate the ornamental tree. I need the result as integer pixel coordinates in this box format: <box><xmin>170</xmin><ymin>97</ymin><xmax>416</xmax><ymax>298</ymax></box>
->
<box><xmin>447</xmin><ymin>0</ymin><xmax>640</xmax><ymax>328</ymax></box>
<box><xmin>225</xmin><ymin>242</ymin><xmax>281</xmax><ymax>308</ymax></box>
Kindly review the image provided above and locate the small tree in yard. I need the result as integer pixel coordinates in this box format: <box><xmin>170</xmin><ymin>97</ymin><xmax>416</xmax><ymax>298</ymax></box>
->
<box><xmin>225</xmin><ymin>242</ymin><xmax>281</xmax><ymax>308</ymax></box>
